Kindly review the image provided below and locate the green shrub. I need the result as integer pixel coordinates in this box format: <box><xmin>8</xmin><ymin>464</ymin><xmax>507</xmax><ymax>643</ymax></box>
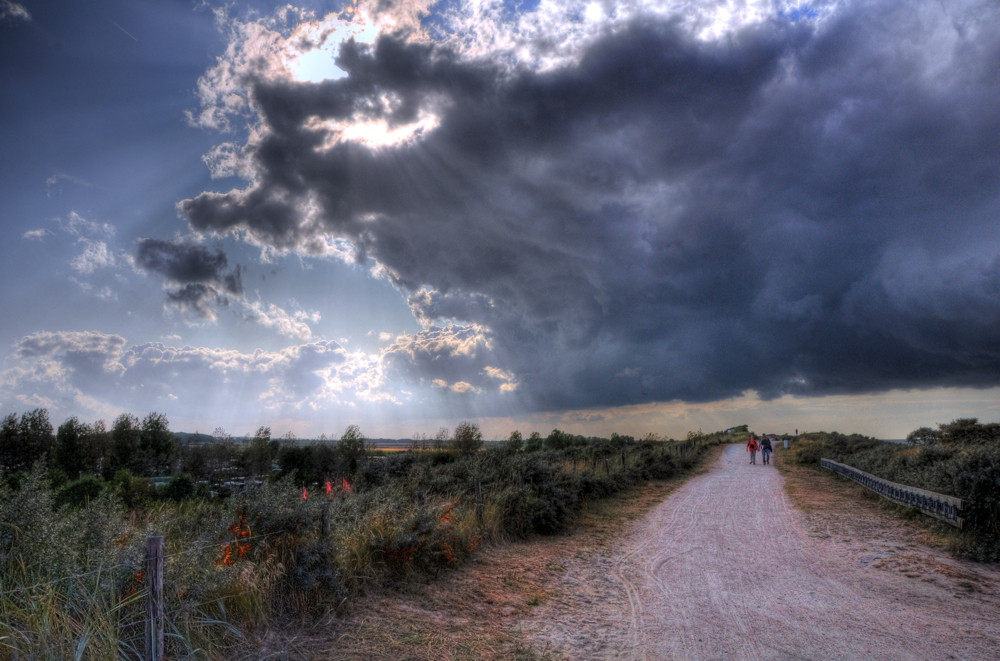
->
<box><xmin>163</xmin><ymin>473</ymin><xmax>197</xmax><ymax>502</ymax></box>
<box><xmin>794</xmin><ymin>425</ymin><xmax>1000</xmax><ymax>558</ymax></box>
<box><xmin>54</xmin><ymin>474</ymin><xmax>105</xmax><ymax>509</ymax></box>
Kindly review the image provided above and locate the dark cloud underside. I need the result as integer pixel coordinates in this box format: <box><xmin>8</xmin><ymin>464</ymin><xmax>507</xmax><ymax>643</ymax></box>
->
<box><xmin>136</xmin><ymin>237</ymin><xmax>243</xmax><ymax>319</ymax></box>
<box><xmin>181</xmin><ymin>1</ymin><xmax>1000</xmax><ymax>413</ymax></box>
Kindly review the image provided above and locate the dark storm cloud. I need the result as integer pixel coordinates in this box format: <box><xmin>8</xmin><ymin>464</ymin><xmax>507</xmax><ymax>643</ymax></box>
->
<box><xmin>136</xmin><ymin>238</ymin><xmax>243</xmax><ymax>319</ymax></box>
<box><xmin>181</xmin><ymin>0</ymin><xmax>1000</xmax><ymax>413</ymax></box>
<box><xmin>135</xmin><ymin>238</ymin><xmax>238</xmax><ymax>290</ymax></box>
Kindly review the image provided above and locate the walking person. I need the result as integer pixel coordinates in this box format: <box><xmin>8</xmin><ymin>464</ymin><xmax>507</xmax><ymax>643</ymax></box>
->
<box><xmin>747</xmin><ymin>434</ymin><xmax>759</xmax><ymax>465</ymax></box>
<box><xmin>760</xmin><ymin>436</ymin><xmax>772</xmax><ymax>465</ymax></box>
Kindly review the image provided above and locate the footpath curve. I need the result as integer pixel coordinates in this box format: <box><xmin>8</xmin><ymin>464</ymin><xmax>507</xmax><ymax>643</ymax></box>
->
<box><xmin>522</xmin><ymin>444</ymin><xmax>1000</xmax><ymax>659</ymax></box>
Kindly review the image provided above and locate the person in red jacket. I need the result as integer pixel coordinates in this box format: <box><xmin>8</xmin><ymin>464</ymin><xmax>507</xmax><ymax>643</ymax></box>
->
<box><xmin>747</xmin><ymin>434</ymin><xmax>759</xmax><ymax>464</ymax></box>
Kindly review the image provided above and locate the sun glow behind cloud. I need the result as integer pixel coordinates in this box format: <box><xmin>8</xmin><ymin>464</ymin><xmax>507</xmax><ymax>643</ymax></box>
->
<box><xmin>306</xmin><ymin>111</ymin><xmax>442</xmax><ymax>150</ymax></box>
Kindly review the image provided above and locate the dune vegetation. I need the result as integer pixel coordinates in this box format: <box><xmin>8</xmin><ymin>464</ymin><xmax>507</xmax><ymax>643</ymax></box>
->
<box><xmin>0</xmin><ymin>410</ymin><xmax>733</xmax><ymax>658</ymax></box>
<box><xmin>785</xmin><ymin>418</ymin><xmax>1000</xmax><ymax>560</ymax></box>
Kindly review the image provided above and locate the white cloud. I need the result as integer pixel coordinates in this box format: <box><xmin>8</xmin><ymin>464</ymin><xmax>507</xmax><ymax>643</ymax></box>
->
<box><xmin>387</xmin><ymin>324</ymin><xmax>493</xmax><ymax>361</ymax></box>
<box><xmin>0</xmin><ymin>331</ymin><xmax>400</xmax><ymax>428</ymax></box>
<box><xmin>201</xmin><ymin>140</ymin><xmax>255</xmax><ymax>179</ymax></box>
<box><xmin>21</xmin><ymin>229</ymin><xmax>48</xmax><ymax>241</ymax></box>
<box><xmin>71</xmin><ymin>279</ymin><xmax>118</xmax><ymax>301</ymax></box>
<box><xmin>62</xmin><ymin>211</ymin><xmax>115</xmax><ymax>238</ymax></box>
<box><xmin>70</xmin><ymin>239</ymin><xmax>118</xmax><ymax>274</ymax></box>
<box><xmin>432</xmin><ymin>378</ymin><xmax>479</xmax><ymax>394</ymax></box>
<box><xmin>483</xmin><ymin>365</ymin><xmax>518</xmax><ymax>392</ymax></box>
<box><xmin>0</xmin><ymin>326</ymin><xmax>531</xmax><ymax>434</ymax></box>
<box><xmin>240</xmin><ymin>299</ymin><xmax>321</xmax><ymax>340</ymax></box>
<box><xmin>0</xmin><ymin>1</ymin><xmax>30</xmax><ymax>22</ymax></box>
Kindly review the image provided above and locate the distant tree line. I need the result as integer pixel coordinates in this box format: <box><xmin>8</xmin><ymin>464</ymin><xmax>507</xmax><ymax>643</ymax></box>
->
<box><xmin>0</xmin><ymin>408</ymin><xmax>672</xmax><ymax>510</ymax></box>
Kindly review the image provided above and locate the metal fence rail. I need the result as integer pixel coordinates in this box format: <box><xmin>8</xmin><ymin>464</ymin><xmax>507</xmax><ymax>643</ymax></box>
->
<box><xmin>820</xmin><ymin>458</ymin><xmax>964</xmax><ymax>528</ymax></box>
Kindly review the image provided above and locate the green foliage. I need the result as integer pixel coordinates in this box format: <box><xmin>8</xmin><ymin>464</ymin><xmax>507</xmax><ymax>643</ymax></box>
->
<box><xmin>939</xmin><ymin>418</ymin><xmax>1000</xmax><ymax>445</ymax></box>
<box><xmin>245</xmin><ymin>426</ymin><xmax>275</xmax><ymax>478</ymax></box>
<box><xmin>111</xmin><ymin>469</ymin><xmax>155</xmax><ymax>509</ymax></box>
<box><xmin>505</xmin><ymin>430</ymin><xmax>523</xmax><ymax>453</ymax></box>
<box><xmin>451</xmin><ymin>421</ymin><xmax>484</xmax><ymax>455</ymax></box>
<box><xmin>140</xmin><ymin>411</ymin><xmax>176</xmax><ymax>474</ymax></box>
<box><xmin>906</xmin><ymin>426</ymin><xmax>940</xmax><ymax>446</ymax></box>
<box><xmin>790</xmin><ymin>423</ymin><xmax>1000</xmax><ymax>558</ymax></box>
<box><xmin>54</xmin><ymin>474</ymin><xmax>105</xmax><ymax>510</ymax></box>
<box><xmin>0</xmin><ymin>409</ymin><xmax>54</xmax><ymax>473</ymax></box>
<box><xmin>525</xmin><ymin>431</ymin><xmax>543</xmax><ymax>452</ymax></box>
<box><xmin>0</xmin><ymin>416</ymin><xmax>733</xmax><ymax>657</ymax></box>
<box><xmin>338</xmin><ymin>424</ymin><xmax>367</xmax><ymax>475</ymax></box>
<box><xmin>545</xmin><ymin>428</ymin><xmax>573</xmax><ymax>451</ymax></box>
<box><xmin>163</xmin><ymin>474</ymin><xmax>197</xmax><ymax>502</ymax></box>
<box><xmin>111</xmin><ymin>412</ymin><xmax>141</xmax><ymax>474</ymax></box>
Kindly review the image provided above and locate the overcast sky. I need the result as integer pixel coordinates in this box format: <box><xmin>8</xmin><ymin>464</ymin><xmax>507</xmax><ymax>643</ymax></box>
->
<box><xmin>1</xmin><ymin>0</ymin><xmax>998</xmax><ymax>440</ymax></box>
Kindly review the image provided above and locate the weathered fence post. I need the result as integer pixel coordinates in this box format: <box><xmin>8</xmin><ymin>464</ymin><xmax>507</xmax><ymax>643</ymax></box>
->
<box><xmin>145</xmin><ymin>534</ymin><xmax>165</xmax><ymax>661</ymax></box>
<box><xmin>475</xmin><ymin>480</ymin><xmax>484</xmax><ymax>525</ymax></box>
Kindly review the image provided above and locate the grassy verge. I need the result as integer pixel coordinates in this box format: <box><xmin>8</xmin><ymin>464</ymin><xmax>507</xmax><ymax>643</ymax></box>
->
<box><xmin>290</xmin><ymin>443</ymin><xmax>728</xmax><ymax>660</ymax></box>
<box><xmin>0</xmin><ymin>433</ymin><xmax>732</xmax><ymax>658</ymax></box>
<box><xmin>779</xmin><ymin>432</ymin><xmax>999</xmax><ymax>560</ymax></box>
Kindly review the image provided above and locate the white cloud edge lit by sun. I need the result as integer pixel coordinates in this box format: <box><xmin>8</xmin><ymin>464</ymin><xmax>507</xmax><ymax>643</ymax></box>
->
<box><xmin>189</xmin><ymin>0</ymin><xmax>834</xmax><ymax>150</ymax></box>
<box><xmin>182</xmin><ymin>0</ymin><xmax>838</xmax><ymax>266</ymax></box>
<box><xmin>0</xmin><ymin>324</ymin><xmax>519</xmax><ymax>424</ymax></box>
<box><xmin>4</xmin><ymin>330</ymin><xmax>997</xmax><ymax>440</ymax></box>
<box><xmin>240</xmin><ymin>298</ymin><xmax>321</xmax><ymax>340</ymax></box>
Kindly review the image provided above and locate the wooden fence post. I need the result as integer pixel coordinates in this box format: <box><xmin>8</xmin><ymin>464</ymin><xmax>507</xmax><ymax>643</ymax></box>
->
<box><xmin>475</xmin><ymin>480</ymin><xmax>484</xmax><ymax>525</ymax></box>
<box><xmin>145</xmin><ymin>535</ymin><xmax>165</xmax><ymax>661</ymax></box>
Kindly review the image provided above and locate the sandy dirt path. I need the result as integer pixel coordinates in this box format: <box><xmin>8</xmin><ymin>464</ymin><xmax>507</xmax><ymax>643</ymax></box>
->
<box><xmin>521</xmin><ymin>444</ymin><xmax>1000</xmax><ymax>660</ymax></box>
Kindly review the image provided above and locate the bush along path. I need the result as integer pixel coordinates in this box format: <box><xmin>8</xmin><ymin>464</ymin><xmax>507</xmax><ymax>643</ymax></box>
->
<box><xmin>0</xmin><ymin>430</ymin><xmax>728</xmax><ymax>659</ymax></box>
<box><xmin>786</xmin><ymin>423</ymin><xmax>1000</xmax><ymax>560</ymax></box>
<box><xmin>520</xmin><ymin>444</ymin><xmax>1000</xmax><ymax>660</ymax></box>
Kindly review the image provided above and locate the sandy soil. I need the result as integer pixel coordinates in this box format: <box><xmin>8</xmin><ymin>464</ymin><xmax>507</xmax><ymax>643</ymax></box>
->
<box><xmin>520</xmin><ymin>444</ymin><xmax>1000</xmax><ymax>660</ymax></box>
<box><xmin>265</xmin><ymin>444</ymin><xmax>1000</xmax><ymax>659</ymax></box>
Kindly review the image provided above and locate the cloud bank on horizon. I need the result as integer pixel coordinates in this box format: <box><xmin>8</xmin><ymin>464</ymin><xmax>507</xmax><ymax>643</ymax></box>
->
<box><xmin>2</xmin><ymin>0</ymin><xmax>999</xmax><ymax>437</ymax></box>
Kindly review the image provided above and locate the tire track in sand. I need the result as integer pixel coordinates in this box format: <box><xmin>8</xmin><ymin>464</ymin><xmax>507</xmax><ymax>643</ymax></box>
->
<box><xmin>521</xmin><ymin>444</ymin><xmax>1000</xmax><ymax>660</ymax></box>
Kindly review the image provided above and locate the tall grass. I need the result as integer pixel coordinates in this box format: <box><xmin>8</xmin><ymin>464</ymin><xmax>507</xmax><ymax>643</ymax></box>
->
<box><xmin>0</xmin><ymin>433</ymin><xmax>728</xmax><ymax>658</ymax></box>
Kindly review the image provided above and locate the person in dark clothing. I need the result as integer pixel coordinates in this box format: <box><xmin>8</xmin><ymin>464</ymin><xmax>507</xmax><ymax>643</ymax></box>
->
<box><xmin>760</xmin><ymin>436</ymin><xmax>773</xmax><ymax>464</ymax></box>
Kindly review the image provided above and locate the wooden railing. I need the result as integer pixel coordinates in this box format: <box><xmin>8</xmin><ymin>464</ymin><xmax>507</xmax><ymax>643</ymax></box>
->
<box><xmin>820</xmin><ymin>458</ymin><xmax>964</xmax><ymax>528</ymax></box>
